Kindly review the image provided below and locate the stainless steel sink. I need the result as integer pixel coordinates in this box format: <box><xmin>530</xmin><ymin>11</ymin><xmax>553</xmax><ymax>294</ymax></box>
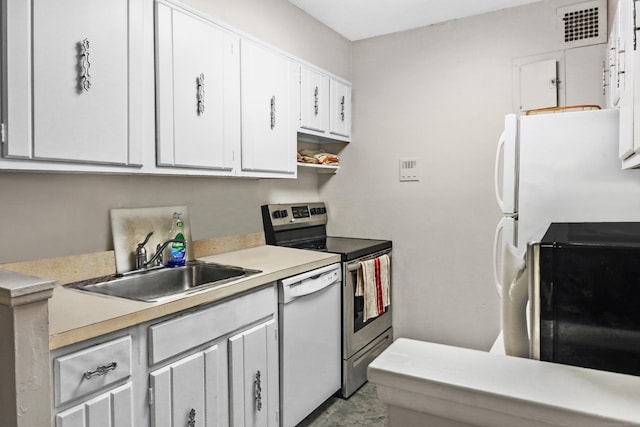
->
<box><xmin>65</xmin><ymin>262</ymin><xmax>261</xmax><ymax>302</ymax></box>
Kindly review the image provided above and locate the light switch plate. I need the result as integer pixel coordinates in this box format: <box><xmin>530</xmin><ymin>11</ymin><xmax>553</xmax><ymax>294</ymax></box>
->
<box><xmin>399</xmin><ymin>158</ymin><xmax>419</xmax><ymax>182</ymax></box>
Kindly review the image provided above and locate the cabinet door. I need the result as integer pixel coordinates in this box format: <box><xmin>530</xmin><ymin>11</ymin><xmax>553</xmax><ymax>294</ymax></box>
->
<box><xmin>329</xmin><ymin>79</ymin><xmax>352</xmax><ymax>138</ymax></box>
<box><xmin>150</xmin><ymin>346</ymin><xmax>222</xmax><ymax>427</ymax></box>
<box><xmin>155</xmin><ymin>3</ymin><xmax>240</xmax><ymax>170</ymax></box>
<box><xmin>240</xmin><ymin>40</ymin><xmax>295</xmax><ymax>175</ymax></box>
<box><xmin>55</xmin><ymin>383</ymin><xmax>133</xmax><ymax>427</ymax></box>
<box><xmin>56</xmin><ymin>405</ymin><xmax>84</xmax><ymax>427</ymax></box>
<box><xmin>27</xmin><ymin>0</ymin><xmax>140</xmax><ymax>165</ymax></box>
<box><xmin>300</xmin><ymin>67</ymin><xmax>329</xmax><ymax>134</ymax></box>
<box><xmin>229</xmin><ymin>319</ymin><xmax>278</xmax><ymax>427</ymax></box>
<box><xmin>617</xmin><ymin>0</ymin><xmax>636</xmax><ymax>159</ymax></box>
<box><xmin>607</xmin><ymin>22</ymin><xmax>620</xmax><ymax>109</ymax></box>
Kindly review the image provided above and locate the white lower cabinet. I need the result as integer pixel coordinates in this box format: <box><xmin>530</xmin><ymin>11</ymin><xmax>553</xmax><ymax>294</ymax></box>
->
<box><xmin>56</xmin><ymin>383</ymin><xmax>133</xmax><ymax>427</ymax></box>
<box><xmin>52</xmin><ymin>335</ymin><xmax>134</xmax><ymax>427</ymax></box>
<box><xmin>145</xmin><ymin>284</ymin><xmax>278</xmax><ymax>427</ymax></box>
<box><xmin>229</xmin><ymin>319</ymin><xmax>279</xmax><ymax>427</ymax></box>
<box><xmin>150</xmin><ymin>346</ymin><xmax>222</xmax><ymax>427</ymax></box>
<box><xmin>51</xmin><ymin>284</ymin><xmax>279</xmax><ymax>427</ymax></box>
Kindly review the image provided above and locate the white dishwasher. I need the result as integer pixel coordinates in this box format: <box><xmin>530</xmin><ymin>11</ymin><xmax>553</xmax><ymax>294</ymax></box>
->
<box><xmin>279</xmin><ymin>263</ymin><xmax>342</xmax><ymax>427</ymax></box>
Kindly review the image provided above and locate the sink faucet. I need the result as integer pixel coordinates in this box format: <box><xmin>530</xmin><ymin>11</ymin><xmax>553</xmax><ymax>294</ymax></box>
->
<box><xmin>135</xmin><ymin>232</ymin><xmax>188</xmax><ymax>270</ymax></box>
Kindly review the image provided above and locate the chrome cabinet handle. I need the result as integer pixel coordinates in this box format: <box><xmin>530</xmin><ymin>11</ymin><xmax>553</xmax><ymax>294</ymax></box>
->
<box><xmin>602</xmin><ymin>60</ymin><xmax>607</xmax><ymax>95</ymax></box>
<box><xmin>83</xmin><ymin>361</ymin><xmax>117</xmax><ymax>380</ymax></box>
<box><xmin>196</xmin><ymin>73</ymin><xmax>205</xmax><ymax>115</ymax></box>
<box><xmin>340</xmin><ymin>95</ymin><xmax>345</xmax><ymax>122</ymax></box>
<box><xmin>634</xmin><ymin>0</ymin><xmax>638</xmax><ymax>51</ymax></box>
<box><xmin>79</xmin><ymin>38</ymin><xmax>91</xmax><ymax>92</ymax></box>
<box><xmin>313</xmin><ymin>86</ymin><xmax>319</xmax><ymax>116</ymax></box>
<box><xmin>254</xmin><ymin>370</ymin><xmax>262</xmax><ymax>411</ymax></box>
<box><xmin>270</xmin><ymin>96</ymin><xmax>276</xmax><ymax>130</ymax></box>
<box><xmin>187</xmin><ymin>408</ymin><xmax>196</xmax><ymax>427</ymax></box>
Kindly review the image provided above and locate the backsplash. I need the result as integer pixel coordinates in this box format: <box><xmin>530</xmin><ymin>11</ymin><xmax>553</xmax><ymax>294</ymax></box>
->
<box><xmin>110</xmin><ymin>206</ymin><xmax>194</xmax><ymax>273</ymax></box>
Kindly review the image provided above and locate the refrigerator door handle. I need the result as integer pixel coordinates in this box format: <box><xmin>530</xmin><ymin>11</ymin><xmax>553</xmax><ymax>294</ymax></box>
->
<box><xmin>494</xmin><ymin>131</ymin><xmax>506</xmax><ymax>211</ymax></box>
<box><xmin>493</xmin><ymin>217</ymin><xmax>506</xmax><ymax>296</ymax></box>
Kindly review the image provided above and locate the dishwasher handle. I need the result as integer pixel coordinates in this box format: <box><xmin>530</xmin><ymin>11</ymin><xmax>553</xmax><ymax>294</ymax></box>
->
<box><xmin>283</xmin><ymin>268</ymin><xmax>341</xmax><ymax>300</ymax></box>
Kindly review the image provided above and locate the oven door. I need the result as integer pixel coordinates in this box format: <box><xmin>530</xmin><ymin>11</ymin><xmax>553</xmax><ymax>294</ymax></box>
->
<box><xmin>343</xmin><ymin>250</ymin><xmax>393</xmax><ymax>360</ymax></box>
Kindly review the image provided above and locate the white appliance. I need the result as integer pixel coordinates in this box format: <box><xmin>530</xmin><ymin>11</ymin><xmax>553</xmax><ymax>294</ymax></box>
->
<box><xmin>262</xmin><ymin>202</ymin><xmax>393</xmax><ymax>398</ymax></box>
<box><xmin>279</xmin><ymin>263</ymin><xmax>342</xmax><ymax>427</ymax></box>
<box><xmin>493</xmin><ymin>108</ymin><xmax>640</xmax><ymax>356</ymax></box>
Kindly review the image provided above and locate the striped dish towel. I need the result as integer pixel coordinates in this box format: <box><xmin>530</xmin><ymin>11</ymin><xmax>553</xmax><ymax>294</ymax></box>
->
<box><xmin>355</xmin><ymin>254</ymin><xmax>391</xmax><ymax>321</ymax></box>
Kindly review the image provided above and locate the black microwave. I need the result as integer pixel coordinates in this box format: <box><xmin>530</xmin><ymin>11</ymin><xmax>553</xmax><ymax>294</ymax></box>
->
<box><xmin>527</xmin><ymin>222</ymin><xmax>640</xmax><ymax>377</ymax></box>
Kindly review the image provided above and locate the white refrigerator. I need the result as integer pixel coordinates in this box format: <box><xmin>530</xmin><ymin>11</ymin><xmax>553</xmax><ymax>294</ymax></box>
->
<box><xmin>493</xmin><ymin>108</ymin><xmax>640</xmax><ymax>356</ymax></box>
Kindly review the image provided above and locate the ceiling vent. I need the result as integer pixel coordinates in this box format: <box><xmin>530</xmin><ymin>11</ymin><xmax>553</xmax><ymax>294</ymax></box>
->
<box><xmin>557</xmin><ymin>0</ymin><xmax>607</xmax><ymax>48</ymax></box>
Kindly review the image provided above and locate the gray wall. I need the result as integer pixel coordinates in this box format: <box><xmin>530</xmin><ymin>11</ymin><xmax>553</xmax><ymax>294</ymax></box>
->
<box><xmin>320</xmin><ymin>0</ymin><xmax>611</xmax><ymax>350</ymax></box>
<box><xmin>0</xmin><ymin>172</ymin><xmax>313</xmax><ymax>262</ymax></box>
<box><xmin>1</xmin><ymin>0</ymin><xmax>615</xmax><ymax>351</ymax></box>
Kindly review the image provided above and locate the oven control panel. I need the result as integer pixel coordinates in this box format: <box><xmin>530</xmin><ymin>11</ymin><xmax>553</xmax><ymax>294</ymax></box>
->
<box><xmin>291</xmin><ymin>205</ymin><xmax>327</xmax><ymax>219</ymax></box>
<box><xmin>262</xmin><ymin>202</ymin><xmax>328</xmax><ymax>229</ymax></box>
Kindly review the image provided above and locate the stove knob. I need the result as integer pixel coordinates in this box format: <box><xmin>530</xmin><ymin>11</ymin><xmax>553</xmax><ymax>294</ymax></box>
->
<box><xmin>310</xmin><ymin>208</ymin><xmax>317</xmax><ymax>215</ymax></box>
<box><xmin>321</xmin><ymin>207</ymin><xmax>327</xmax><ymax>214</ymax></box>
<box><xmin>273</xmin><ymin>210</ymin><xmax>281</xmax><ymax>219</ymax></box>
<box><xmin>282</xmin><ymin>210</ymin><xmax>288</xmax><ymax>218</ymax></box>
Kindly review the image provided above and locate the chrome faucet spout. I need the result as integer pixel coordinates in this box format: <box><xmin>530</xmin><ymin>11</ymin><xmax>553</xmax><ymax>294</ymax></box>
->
<box><xmin>134</xmin><ymin>231</ymin><xmax>187</xmax><ymax>271</ymax></box>
<box><xmin>143</xmin><ymin>238</ymin><xmax>187</xmax><ymax>269</ymax></box>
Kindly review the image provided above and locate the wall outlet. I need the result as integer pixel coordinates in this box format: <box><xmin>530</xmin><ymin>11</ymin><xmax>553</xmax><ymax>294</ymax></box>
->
<box><xmin>399</xmin><ymin>158</ymin><xmax>419</xmax><ymax>182</ymax></box>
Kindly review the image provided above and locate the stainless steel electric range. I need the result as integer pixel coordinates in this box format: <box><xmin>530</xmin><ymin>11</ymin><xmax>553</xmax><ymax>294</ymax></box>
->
<box><xmin>261</xmin><ymin>202</ymin><xmax>393</xmax><ymax>398</ymax></box>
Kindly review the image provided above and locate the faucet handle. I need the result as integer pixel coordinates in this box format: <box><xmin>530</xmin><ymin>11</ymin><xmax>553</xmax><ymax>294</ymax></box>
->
<box><xmin>135</xmin><ymin>232</ymin><xmax>154</xmax><ymax>269</ymax></box>
<box><xmin>138</xmin><ymin>231</ymin><xmax>154</xmax><ymax>248</ymax></box>
<box><xmin>155</xmin><ymin>243</ymin><xmax>164</xmax><ymax>266</ymax></box>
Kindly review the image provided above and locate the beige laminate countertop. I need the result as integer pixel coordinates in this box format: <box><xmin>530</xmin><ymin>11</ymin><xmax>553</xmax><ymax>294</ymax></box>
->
<box><xmin>49</xmin><ymin>245</ymin><xmax>340</xmax><ymax>350</ymax></box>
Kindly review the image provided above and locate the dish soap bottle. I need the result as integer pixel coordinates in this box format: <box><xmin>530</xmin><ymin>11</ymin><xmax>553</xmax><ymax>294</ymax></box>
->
<box><xmin>167</xmin><ymin>212</ymin><xmax>186</xmax><ymax>267</ymax></box>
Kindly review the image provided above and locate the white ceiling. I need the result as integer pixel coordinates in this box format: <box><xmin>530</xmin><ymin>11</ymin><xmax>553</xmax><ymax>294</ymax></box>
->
<box><xmin>288</xmin><ymin>0</ymin><xmax>544</xmax><ymax>41</ymax></box>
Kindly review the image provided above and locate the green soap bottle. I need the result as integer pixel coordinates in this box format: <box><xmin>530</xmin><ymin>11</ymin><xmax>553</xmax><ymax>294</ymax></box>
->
<box><xmin>167</xmin><ymin>212</ymin><xmax>186</xmax><ymax>267</ymax></box>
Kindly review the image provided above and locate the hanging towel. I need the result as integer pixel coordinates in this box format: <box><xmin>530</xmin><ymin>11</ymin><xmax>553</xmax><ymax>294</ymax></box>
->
<box><xmin>356</xmin><ymin>254</ymin><xmax>391</xmax><ymax>321</ymax></box>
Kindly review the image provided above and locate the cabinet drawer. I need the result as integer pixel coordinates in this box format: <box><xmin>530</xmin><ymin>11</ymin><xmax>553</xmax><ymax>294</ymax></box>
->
<box><xmin>148</xmin><ymin>285</ymin><xmax>275</xmax><ymax>365</ymax></box>
<box><xmin>54</xmin><ymin>336</ymin><xmax>132</xmax><ymax>406</ymax></box>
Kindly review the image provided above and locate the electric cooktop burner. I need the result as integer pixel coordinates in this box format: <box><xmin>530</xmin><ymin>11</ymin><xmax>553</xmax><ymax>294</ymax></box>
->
<box><xmin>261</xmin><ymin>202</ymin><xmax>391</xmax><ymax>261</ymax></box>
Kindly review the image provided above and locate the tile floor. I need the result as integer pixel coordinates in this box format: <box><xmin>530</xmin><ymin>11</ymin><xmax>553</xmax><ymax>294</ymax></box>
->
<box><xmin>297</xmin><ymin>382</ymin><xmax>388</xmax><ymax>427</ymax></box>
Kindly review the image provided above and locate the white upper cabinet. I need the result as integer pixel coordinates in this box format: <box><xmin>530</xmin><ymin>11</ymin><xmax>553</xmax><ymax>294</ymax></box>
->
<box><xmin>607</xmin><ymin>19</ymin><xmax>620</xmax><ymax>109</ymax></box>
<box><xmin>240</xmin><ymin>40</ymin><xmax>297</xmax><ymax>177</ymax></box>
<box><xmin>155</xmin><ymin>1</ymin><xmax>240</xmax><ymax>172</ymax></box>
<box><xmin>614</xmin><ymin>0</ymin><xmax>640</xmax><ymax>168</ymax></box>
<box><xmin>1</xmin><ymin>0</ymin><xmax>348</xmax><ymax>176</ymax></box>
<box><xmin>299</xmin><ymin>66</ymin><xmax>330</xmax><ymax>134</ymax></box>
<box><xmin>3</xmin><ymin>0</ymin><xmax>146</xmax><ymax>166</ymax></box>
<box><xmin>329</xmin><ymin>79</ymin><xmax>352</xmax><ymax>139</ymax></box>
<box><xmin>616</xmin><ymin>0</ymin><xmax>633</xmax><ymax>160</ymax></box>
<box><xmin>298</xmin><ymin>65</ymin><xmax>352</xmax><ymax>143</ymax></box>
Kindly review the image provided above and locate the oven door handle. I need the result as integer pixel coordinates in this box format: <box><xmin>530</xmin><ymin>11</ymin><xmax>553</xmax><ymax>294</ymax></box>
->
<box><xmin>347</xmin><ymin>250</ymin><xmax>392</xmax><ymax>272</ymax></box>
<box><xmin>347</xmin><ymin>262</ymin><xmax>361</xmax><ymax>272</ymax></box>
